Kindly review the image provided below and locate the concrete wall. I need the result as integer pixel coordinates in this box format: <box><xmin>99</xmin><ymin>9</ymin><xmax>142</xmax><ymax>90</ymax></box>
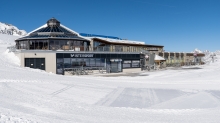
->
<box><xmin>18</xmin><ymin>52</ymin><xmax>56</xmax><ymax>74</ymax></box>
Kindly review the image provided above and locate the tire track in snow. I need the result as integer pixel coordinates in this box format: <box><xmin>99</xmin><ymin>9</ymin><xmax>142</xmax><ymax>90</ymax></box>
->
<box><xmin>95</xmin><ymin>87</ymin><xmax>124</xmax><ymax>106</ymax></box>
<box><xmin>50</xmin><ymin>85</ymin><xmax>74</xmax><ymax>96</ymax></box>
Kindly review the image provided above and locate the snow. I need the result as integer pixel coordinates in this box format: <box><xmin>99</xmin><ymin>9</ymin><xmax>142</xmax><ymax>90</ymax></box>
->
<box><xmin>1</xmin><ymin>34</ymin><xmax>220</xmax><ymax>122</ymax></box>
<box><xmin>192</xmin><ymin>48</ymin><xmax>203</xmax><ymax>53</ymax></box>
<box><xmin>155</xmin><ymin>54</ymin><xmax>165</xmax><ymax>60</ymax></box>
<box><xmin>26</xmin><ymin>24</ymin><xmax>47</xmax><ymax>36</ymax></box>
<box><xmin>90</xmin><ymin>37</ymin><xmax>145</xmax><ymax>45</ymax></box>
<box><xmin>0</xmin><ymin>22</ymin><xmax>27</xmax><ymax>36</ymax></box>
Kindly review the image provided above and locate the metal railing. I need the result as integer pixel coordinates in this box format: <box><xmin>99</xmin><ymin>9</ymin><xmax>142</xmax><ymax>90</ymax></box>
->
<box><xmin>17</xmin><ymin>45</ymin><xmax>148</xmax><ymax>53</ymax></box>
<box><xmin>64</xmin><ymin>66</ymin><xmax>111</xmax><ymax>75</ymax></box>
<box><xmin>7</xmin><ymin>46</ymin><xmax>17</xmax><ymax>52</ymax></box>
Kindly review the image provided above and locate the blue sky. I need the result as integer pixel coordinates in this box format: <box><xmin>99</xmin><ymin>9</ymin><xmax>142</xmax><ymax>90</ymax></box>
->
<box><xmin>0</xmin><ymin>0</ymin><xmax>219</xmax><ymax>52</ymax></box>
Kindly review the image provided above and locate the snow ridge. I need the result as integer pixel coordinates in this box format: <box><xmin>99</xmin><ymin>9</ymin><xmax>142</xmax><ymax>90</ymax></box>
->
<box><xmin>0</xmin><ymin>22</ymin><xmax>27</xmax><ymax>36</ymax></box>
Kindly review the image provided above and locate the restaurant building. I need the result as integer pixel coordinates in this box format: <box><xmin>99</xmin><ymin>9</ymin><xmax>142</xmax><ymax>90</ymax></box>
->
<box><xmin>15</xmin><ymin>18</ymin><xmax>164</xmax><ymax>74</ymax></box>
<box><xmin>14</xmin><ymin>18</ymin><xmax>204</xmax><ymax>74</ymax></box>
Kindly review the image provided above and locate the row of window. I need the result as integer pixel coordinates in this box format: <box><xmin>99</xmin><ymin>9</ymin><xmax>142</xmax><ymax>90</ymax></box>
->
<box><xmin>17</xmin><ymin>40</ymin><xmax>161</xmax><ymax>52</ymax></box>
<box><xmin>123</xmin><ymin>60</ymin><xmax>140</xmax><ymax>68</ymax></box>
<box><xmin>93</xmin><ymin>41</ymin><xmax>161</xmax><ymax>52</ymax></box>
<box><xmin>16</xmin><ymin>40</ymin><xmax>89</xmax><ymax>51</ymax></box>
<box><xmin>56</xmin><ymin>58</ymin><xmax>140</xmax><ymax>69</ymax></box>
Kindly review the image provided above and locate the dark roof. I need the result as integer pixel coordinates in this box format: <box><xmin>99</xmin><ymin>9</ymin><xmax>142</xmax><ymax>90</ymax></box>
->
<box><xmin>16</xmin><ymin>18</ymin><xmax>88</xmax><ymax>41</ymax></box>
<box><xmin>93</xmin><ymin>38</ymin><xmax>164</xmax><ymax>47</ymax></box>
<box><xmin>80</xmin><ymin>33</ymin><xmax>121</xmax><ymax>40</ymax></box>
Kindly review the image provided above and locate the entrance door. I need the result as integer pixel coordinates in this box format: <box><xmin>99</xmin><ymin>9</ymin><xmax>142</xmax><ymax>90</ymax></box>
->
<box><xmin>110</xmin><ymin>59</ymin><xmax>122</xmax><ymax>73</ymax></box>
<box><xmin>25</xmin><ymin>58</ymin><xmax>45</xmax><ymax>70</ymax></box>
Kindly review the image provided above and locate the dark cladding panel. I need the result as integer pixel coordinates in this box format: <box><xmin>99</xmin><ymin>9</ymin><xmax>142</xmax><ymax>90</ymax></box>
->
<box><xmin>117</xmin><ymin>54</ymin><xmax>122</xmax><ymax>58</ymax></box>
<box><xmin>63</xmin><ymin>53</ymin><xmax>70</xmax><ymax>58</ymax></box>
<box><xmin>56</xmin><ymin>53</ymin><xmax>63</xmax><ymax>58</ymax></box>
<box><xmin>95</xmin><ymin>54</ymin><xmax>100</xmax><ymax>58</ymax></box>
<box><xmin>126</xmin><ymin>54</ymin><xmax>132</xmax><ymax>58</ymax></box>
<box><xmin>106</xmin><ymin>54</ymin><xmax>111</xmax><ymax>58</ymax></box>
<box><xmin>135</xmin><ymin>54</ymin><xmax>140</xmax><ymax>58</ymax></box>
<box><xmin>111</xmin><ymin>54</ymin><xmax>117</xmax><ymax>58</ymax></box>
<box><xmin>100</xmin><ymin>54</ymin><xmax>106</xmax><ymax>58</ymax></box>
<box><xmin>121</xmin><ymin>54</ymin><xmax>127</xmax><ymax>59</ymax></box>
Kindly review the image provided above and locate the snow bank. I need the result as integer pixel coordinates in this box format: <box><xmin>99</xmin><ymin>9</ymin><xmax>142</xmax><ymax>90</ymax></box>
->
<box><xmin>0</xmin><ymin>33</ymin><xmax>20</xmax><ymax>45</ymax></box>
<box><xmin>3</xmin><ymin>49</ymin><xmax>20</xmax><ymax>66</ymax></box>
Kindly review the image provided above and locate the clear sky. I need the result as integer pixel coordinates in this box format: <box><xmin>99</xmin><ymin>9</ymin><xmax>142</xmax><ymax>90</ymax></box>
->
<box><xmin>0</xmin><ymin>0</ymin><xmax>219</xmax><ymax>52</ymax></box>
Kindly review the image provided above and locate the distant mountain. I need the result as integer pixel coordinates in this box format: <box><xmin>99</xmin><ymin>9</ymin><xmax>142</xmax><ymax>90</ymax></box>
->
<box><xmin>0</xmin><ymin>22</ymin><xmax>27</xmax><ymax>36</ymax></box>
<box><xmin>192</xmin><ymin>48</ymin><xmax>203</xmax><ymax>53</ymax></box>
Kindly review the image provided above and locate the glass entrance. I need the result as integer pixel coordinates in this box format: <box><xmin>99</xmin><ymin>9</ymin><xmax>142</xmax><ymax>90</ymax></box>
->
<box><xmin>110</xmin><ymin>59</ymin><xmax>122</xmax><ymax>73</ymax></box>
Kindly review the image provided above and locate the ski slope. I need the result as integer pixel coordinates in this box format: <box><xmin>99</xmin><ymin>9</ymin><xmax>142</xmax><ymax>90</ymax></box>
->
<box><xmin>1</xmin><ymin>34</ymin><xmax>220</xmax><ymax>123</ymax></box>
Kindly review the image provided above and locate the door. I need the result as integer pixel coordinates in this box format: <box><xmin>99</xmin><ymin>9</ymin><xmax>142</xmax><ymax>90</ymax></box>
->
<box><xmin>25</xmin><ymin>58</ymin><xmax>45</xmax><ymax>70</ymax></box>
<box><xmin>110</xmin><ymin>59</ymin><xmax>122</xmax><ymax>73</ymax></box>
<box><xmin>110</xmin><ymin>62</ymin><xmax>118</xmax><ymax>73</ymax></box>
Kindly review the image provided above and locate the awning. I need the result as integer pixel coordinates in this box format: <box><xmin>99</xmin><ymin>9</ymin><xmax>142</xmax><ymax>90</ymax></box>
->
<box><xmin>154</xmin><ymin>55</ymin><xmax>166</xmax><ymax>61</ymax></box>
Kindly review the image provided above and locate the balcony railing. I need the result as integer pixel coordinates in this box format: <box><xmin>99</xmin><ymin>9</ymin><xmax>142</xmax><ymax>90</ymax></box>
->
<box><xmin>17</xmin><ymin>45</ymin><xmax>148</xmax><ymax>53</ymax></box>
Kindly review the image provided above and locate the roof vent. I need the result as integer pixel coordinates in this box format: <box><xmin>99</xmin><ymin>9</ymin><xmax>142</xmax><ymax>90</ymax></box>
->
<box><xmin>47</xmin><ymin>17</ymin><xmax>60</xmax><ymax>27</ymax></box>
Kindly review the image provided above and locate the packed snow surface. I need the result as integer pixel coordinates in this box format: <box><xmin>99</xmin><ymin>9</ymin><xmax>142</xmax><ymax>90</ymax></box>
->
<box><xmin>1</xmin><ymin>34</ymin><xmax>220</xmax><ymax>122</ymax></box>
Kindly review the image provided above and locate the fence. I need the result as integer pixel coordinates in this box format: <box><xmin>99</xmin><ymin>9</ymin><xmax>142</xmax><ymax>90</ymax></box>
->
<box><xmin>64</xmin><ymin>66</ymin><xmax>111</xmax><ymax>75</ymax></box>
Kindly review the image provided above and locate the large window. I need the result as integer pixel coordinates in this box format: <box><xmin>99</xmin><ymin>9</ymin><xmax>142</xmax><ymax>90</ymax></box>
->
<box><xmin>84</xmin><ymin>59</ymin><xmax>90</xmax><ymax>67</ymax></box>
<box><xmin>64</xmin><ymin>58</ymin><xmax>71</xmax><ymax>68</ymax></box>
<box><xmin>19</xmin><ymin>41</ymin><xmax>29</xmax><ymax>49</ymax></box>
<box><xmin>90</xmin><ymin>59</ymin><xmax>96</xmax><ymax>67</ymax></box>
<box><xmin>57</xmin><ymin>58</ymin><xmax>63</xmax><ymax>74</ymax></box>
<box><xmin>132</xmin><ymin>60</ymin><xmax>140</xmax><ymax>67</ymax></box>
<box><xmin>123</xmin><ymin>60</ymin><xmax>131</xmax><ymax>68</ymax></box>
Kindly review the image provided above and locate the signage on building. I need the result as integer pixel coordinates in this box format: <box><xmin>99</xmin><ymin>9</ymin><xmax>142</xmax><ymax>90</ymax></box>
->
<box><xmin>110</xmin><ymin>59</ymin><xmax>122</xmax><ymax>62</ymax></box>
<box><xmin>70</xmin><ymin>54</ymin><xmax>94</xmax><ymax>58</ymax></box>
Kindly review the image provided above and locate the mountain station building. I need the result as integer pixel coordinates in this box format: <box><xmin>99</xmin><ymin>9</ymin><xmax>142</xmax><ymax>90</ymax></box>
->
<box><xmin>14</xmin><ymin>18</ymin><xmax>205</xmax><ymax>75</ymax></box>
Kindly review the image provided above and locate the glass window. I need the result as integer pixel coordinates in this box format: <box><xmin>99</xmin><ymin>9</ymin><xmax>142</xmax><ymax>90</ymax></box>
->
<box><xmin>100</xmin><ymin>58</ymin><xmax>105</xmax><ymax>67</ymax></box>
<box><xmin>57</xmin><ymin>63</ymin><xmax>63</xmax><ymax>74</ymax></box>
<box><xmin>95</xmin><ymin>59</ymin><xmax>101</xmax><ymax>67</ymax></box>
<box><xmin>123</xmin><ymin>60</ymin><xmax>131</xmax><ymax>68</ymax></box>
<box><xmin>90</xmin><ymin>59</ymin><xmax>95</xmax><ymax>67</ymax></box>
<box><xmin>57</xmin><ymin>58</ymin><xmax>64</xmax><ymax>74</ymax></box>
<box><xmin>54</xmin><ymin>40</ymin><xmax>60</xmax><ymax>50</ymax></box>
<box><xmin>64</xmin><ymin>58</ymin><xmax>71</xmax><ymax>68</ymax></box>
<box><xmin>57</xmin><ymin>58</ymin><xmax>63</xmax><ymax>64</ymax></box>
<box><xmin>77</xmin><ymin>59</ymin><xmax>84</xmax><ymax>66</ymax></box>
<box><xmin>84</xmin><ymin>59</ymin><xmax>90</xmax><ymax>67</ymax></box>
<box><xmin>132</xmin><ymin>60</ymin><xmax>140</xmax><ymax>67</ymax></box>
<box><xmin>35</xmin><ymin>41</ymin><xmax>40</xmax><ymax>49</ymax></box>
<box><xmin>38</xmin><ymin>40</ymin><xmax>44</xmax><ymax>49</ymax></box>
<box><xmin>42</xmin><ymin>40</ymin><xmax>48</xmax><ymax>50</ymax></box>
<box><xmin>71</xmin><ymin>58</ymin><xmax>77</xmax><ymax>67</ymax></box>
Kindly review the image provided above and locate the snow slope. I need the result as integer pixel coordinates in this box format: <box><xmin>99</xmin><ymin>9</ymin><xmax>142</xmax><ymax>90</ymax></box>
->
<box><xmin>1</xmin><ymin>34</ymin><xmax>220</xmax><ymax>122</ymax></box>
<box><xmin>0</xmin><ymin>22</ymin><xmax>27</xmax><ymax>36</ymax></box>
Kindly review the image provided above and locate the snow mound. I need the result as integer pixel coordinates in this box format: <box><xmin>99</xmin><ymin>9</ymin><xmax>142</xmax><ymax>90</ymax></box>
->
<box><xmin>3</xmin><ymin>49</ymin><xmax>20</xmax><ymax>66</ymax></box>
<box><xmin>0</xmin><ymin>33</ymin><xmax>20</xmax><ymax>45</ymax></box>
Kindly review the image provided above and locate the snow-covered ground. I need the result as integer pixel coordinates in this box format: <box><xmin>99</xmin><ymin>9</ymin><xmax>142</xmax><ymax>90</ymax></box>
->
<box><xmin>1</xmin><ymin>33</ymin><xmax>220</xmax><ymax>123</ymax></box>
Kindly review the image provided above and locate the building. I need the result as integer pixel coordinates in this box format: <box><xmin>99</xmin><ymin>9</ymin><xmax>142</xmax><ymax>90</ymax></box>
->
<box><xmin>14</xmin><ymin>18</ymin><xmax>204</xmax><ymax>75</ymax></box>
<box><xmin>15</xmin><ymin>18</ymin><xmax>165</xmax><ymax>74</ymax></box>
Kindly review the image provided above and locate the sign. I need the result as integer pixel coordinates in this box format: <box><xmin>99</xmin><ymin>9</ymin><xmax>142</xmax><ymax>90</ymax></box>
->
<box><xmin>110</xmin><ymin>59</ymin><xmax>122</xmax><ymax>62</ymax></box>
<box><xmin>70</xmin><ymin>54</ymin><xmax>94</xmax><ymax>58</ymax></box>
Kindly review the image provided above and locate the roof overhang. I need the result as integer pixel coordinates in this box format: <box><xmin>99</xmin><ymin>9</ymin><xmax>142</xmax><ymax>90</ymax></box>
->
<box><xmin>92</xmin><ymin>37</ymin><xmax>164</xmax><ymax>47</ymax></box>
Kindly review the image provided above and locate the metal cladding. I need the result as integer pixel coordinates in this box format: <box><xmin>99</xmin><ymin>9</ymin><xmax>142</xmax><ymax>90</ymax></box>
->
<box><xmin>47</xmin><ymin>17</ymin><xmax>60</xmax><ymax>27</ymax></box>
<box><xmin>15</xmin><ymin>18</ymin><xmax>87</xmax><ymax>41</ymax></box>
